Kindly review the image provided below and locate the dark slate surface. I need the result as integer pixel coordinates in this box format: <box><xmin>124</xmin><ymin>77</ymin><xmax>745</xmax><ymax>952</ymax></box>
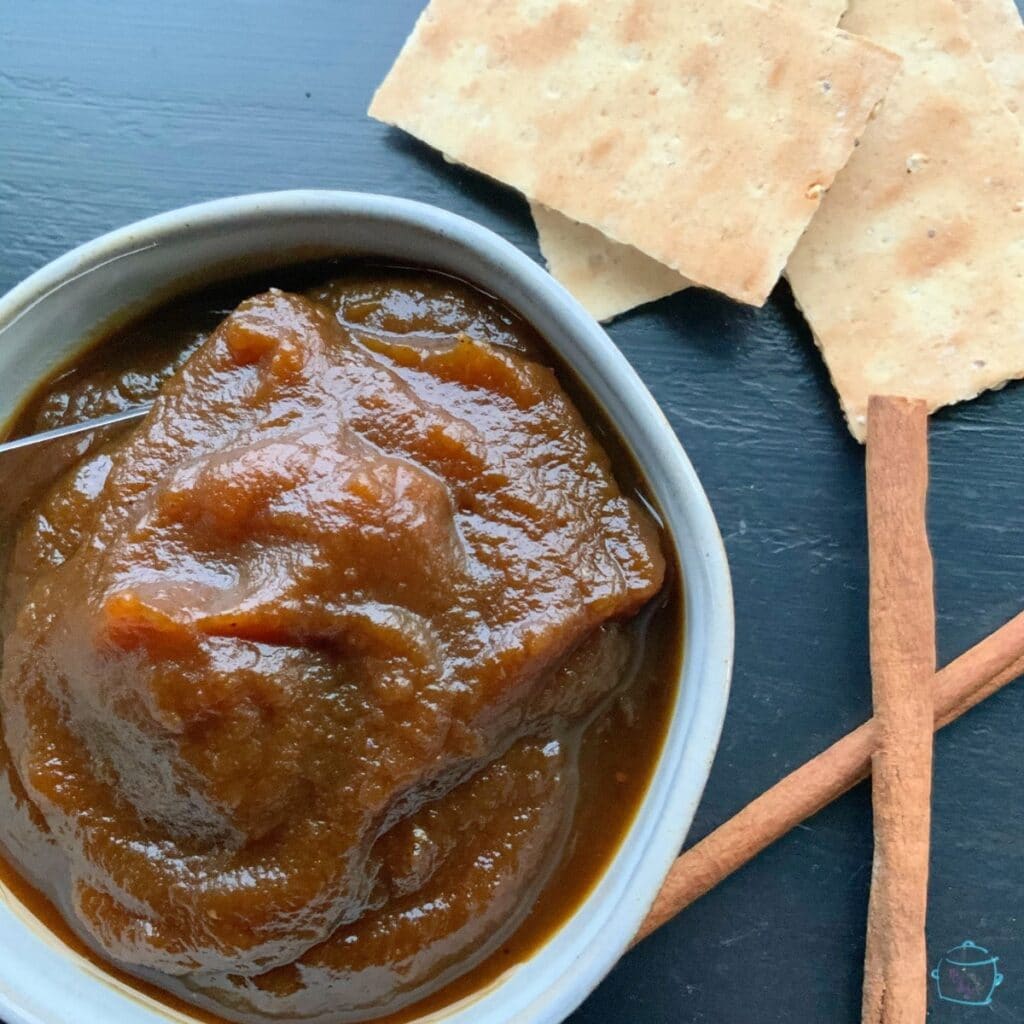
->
<box><xmin>2</xmin><ymin>3</ymin><xmax>1022</xmax><ymax>1021</ymax></box>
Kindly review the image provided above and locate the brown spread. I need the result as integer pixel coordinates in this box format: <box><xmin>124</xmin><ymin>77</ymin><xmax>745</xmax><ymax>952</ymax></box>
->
<box><xmin>0</xmin><ymin>266</ymin><xmax>679</xmax><ymax>1023</ymax></box>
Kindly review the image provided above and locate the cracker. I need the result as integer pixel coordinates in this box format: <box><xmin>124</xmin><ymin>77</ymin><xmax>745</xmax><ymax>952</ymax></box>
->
<box><xmin>530</xmin><ymin>0</ymin><xmax>852</xmax><ymax>321</ymax></box>
<box><xmin>370</xmin><ymin>0</ymin><xmax>899</xmax><ymax>306</ymax></box>
<box><xmin>532</xmin><ymin>203</ymin><xmax>692</xmax><ymax>322</ymax></box>
<box><xmin>953</xmin><ymin>0</ymin><xmax>1024</xmax><ymax>112</ymax></box>
<box><xmin>786</xmin><ymin>0</ymin><xmax>1024</xmax><ymax>441</ymax></box>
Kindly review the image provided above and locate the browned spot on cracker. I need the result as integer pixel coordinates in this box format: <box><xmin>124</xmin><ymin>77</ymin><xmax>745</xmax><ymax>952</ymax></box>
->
<box><xmin>871</xmin><ymin>174</ymin><xmax>912</xmax><ymax>211</ymax></box>
<box><xmin>619</xmin><ymin>0</ymin><xmax>656</xmax><ymax>44</ymax></box>
<box><xmin>678</xmin><ymin>42</ymin><xmax>715</xmax><ymax>87</ymax></box>
<box><xmin>918</xmin><ymin>96</ymin><xmax>970</xmax><ymax>135</ymax></box>
<box><xmin>897</xmin><ymin>218</ymin><xmax>974</xmax><ymax>277</ymax></box>
<box><xmin>586</xmin><ymin>133</ymin><xmax>617</xmax><ymax>165</ymax></box>
<box><xmin>942</xmin><ymin>30</ymin><xmax>972</xmax><ymax>57</ymax></box>
<box><xmin>419</xmin><ymin>12</ymin><xmax>457</xmax><ymax>60</ymax></box>
<box><xmin>498</xmin><ymin>4</ymin><xmax>586</xmax><ymax>68</ymax></box>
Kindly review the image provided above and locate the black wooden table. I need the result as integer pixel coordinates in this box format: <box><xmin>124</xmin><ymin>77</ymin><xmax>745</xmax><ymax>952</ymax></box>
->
<box><xmin>2</xmin><ymin>3</ymin><xmax>1022</xmax><ymax>1021</ymax></box>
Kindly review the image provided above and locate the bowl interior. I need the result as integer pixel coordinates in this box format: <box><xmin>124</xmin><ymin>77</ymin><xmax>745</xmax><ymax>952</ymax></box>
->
<box><xmin>0</xmin><ymin>191</ymin><xmax>733</xmax><ymax>1024</ymax></box>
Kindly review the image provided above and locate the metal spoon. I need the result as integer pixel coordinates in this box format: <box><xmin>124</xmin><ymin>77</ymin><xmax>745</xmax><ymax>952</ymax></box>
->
<box><xmin>0</xmin><ymin>405</ymin><xmax>151</xmax><ymax>456</ymax></box>
<box><xmin>0</xmin><ymin>405</ymin><xmax>152</xmax><ymax>524</ymax></box>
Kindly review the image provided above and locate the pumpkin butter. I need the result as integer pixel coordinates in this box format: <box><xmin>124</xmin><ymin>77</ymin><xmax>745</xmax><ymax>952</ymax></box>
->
<box><xmin>0</xmin><ymin>267</ymin><xmax>679</xmax><ymax>1023</ymax></box>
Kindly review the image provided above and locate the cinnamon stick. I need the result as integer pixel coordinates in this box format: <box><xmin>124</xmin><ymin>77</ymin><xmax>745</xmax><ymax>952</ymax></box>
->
<box><xmin>634</xmin><ymin>610</ymin><xmax>1024</xmax><ymax>944</ymax></box>
<box><xmin>938</xmin><ymin>647</ymin><xmax>1024</xmax><ymax>727</ymax></box>
<box><xmin>861</xmin><ymin>396</ymin><xmax>935</xmax><ymax>1023</ymax></box>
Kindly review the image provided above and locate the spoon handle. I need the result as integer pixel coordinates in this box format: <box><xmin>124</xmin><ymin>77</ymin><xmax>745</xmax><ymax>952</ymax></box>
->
<box><xmin>0</xmin><ymin>405</ymin><xmax>151</xmax><ymax>456</ymax></box>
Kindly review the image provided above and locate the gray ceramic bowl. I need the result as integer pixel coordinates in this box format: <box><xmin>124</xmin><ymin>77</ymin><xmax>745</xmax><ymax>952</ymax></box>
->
<box><xmin>0</xmin><ymin>191</ymin><xmax>733</xmax><ymax>1024</ymax></box>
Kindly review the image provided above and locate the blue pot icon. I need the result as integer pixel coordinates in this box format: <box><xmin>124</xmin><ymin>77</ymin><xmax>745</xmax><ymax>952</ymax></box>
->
<box><xmin>931</xmin><ymin>941</ymin><xmax>1003</xmax><ymax>1006</ymax></box>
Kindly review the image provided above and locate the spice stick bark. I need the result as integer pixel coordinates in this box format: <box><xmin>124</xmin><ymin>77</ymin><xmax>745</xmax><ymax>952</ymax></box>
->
<box><xmin>940</xmin><ymin>649</ymin><xmax>1024</xmax><ymax>726</ymax></box>
<box><xmin>634</xmin><ymin>610</ymin><xmax>1024</xmax><ymax>944</ymax></box>
<box><xmin>861</xmin><ymin>396</ymin><xmax>936</xmax><ymax>1023</ymax></box>
<box><xmin>634</xmin><ymin>610</ymin><xmax>1019</xmax><ymax>946</ymax></box>
<box><xmin>637</xmin><ymin>459</ymin><xmax>1024</xmax><ymax>949</ymax></box>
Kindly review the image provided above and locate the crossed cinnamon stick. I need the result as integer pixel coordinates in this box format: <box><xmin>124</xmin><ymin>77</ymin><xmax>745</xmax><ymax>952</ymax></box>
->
<box><xmin>635</xmin><ymin>397</ymin><xmax>1024</xmax><ymax>1021</ymax></box>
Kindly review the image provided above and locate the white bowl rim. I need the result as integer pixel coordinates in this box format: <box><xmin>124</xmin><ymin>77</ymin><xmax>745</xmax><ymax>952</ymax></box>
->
<box><xmin>0</xmin><ymin>190</ymin><xmax>734</xmax><ymax>1024</ymax></box>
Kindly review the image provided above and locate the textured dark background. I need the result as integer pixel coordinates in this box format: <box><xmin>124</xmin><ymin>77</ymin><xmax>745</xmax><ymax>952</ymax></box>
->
<box><xmin>2</xmin><ymin>2</ymin><xmax>1022</xmax><ymax>1021</ymax></box>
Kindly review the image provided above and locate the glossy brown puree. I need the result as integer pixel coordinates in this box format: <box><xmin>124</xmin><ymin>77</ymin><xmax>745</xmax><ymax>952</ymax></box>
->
<box><xmin>0</xmin><ymin>266</ymin><xmax>681</xmax><ymax>1023</ymax></box>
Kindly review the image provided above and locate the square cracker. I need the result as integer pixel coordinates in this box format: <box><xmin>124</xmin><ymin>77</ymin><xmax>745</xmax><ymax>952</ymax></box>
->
<box><xmin>531</xmin><ymin>0</ymin><xmax>853</xmax><ymax>321</ymax></box>
<box><xmin>370</xmin><ymin>0</ymin><xmax>899</xmax><ymax>306</ymax></box>
<box><xmin>786</xmin><ymin>0</ymin><xmax>1024</xmax><ymax>441</ymax></box>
